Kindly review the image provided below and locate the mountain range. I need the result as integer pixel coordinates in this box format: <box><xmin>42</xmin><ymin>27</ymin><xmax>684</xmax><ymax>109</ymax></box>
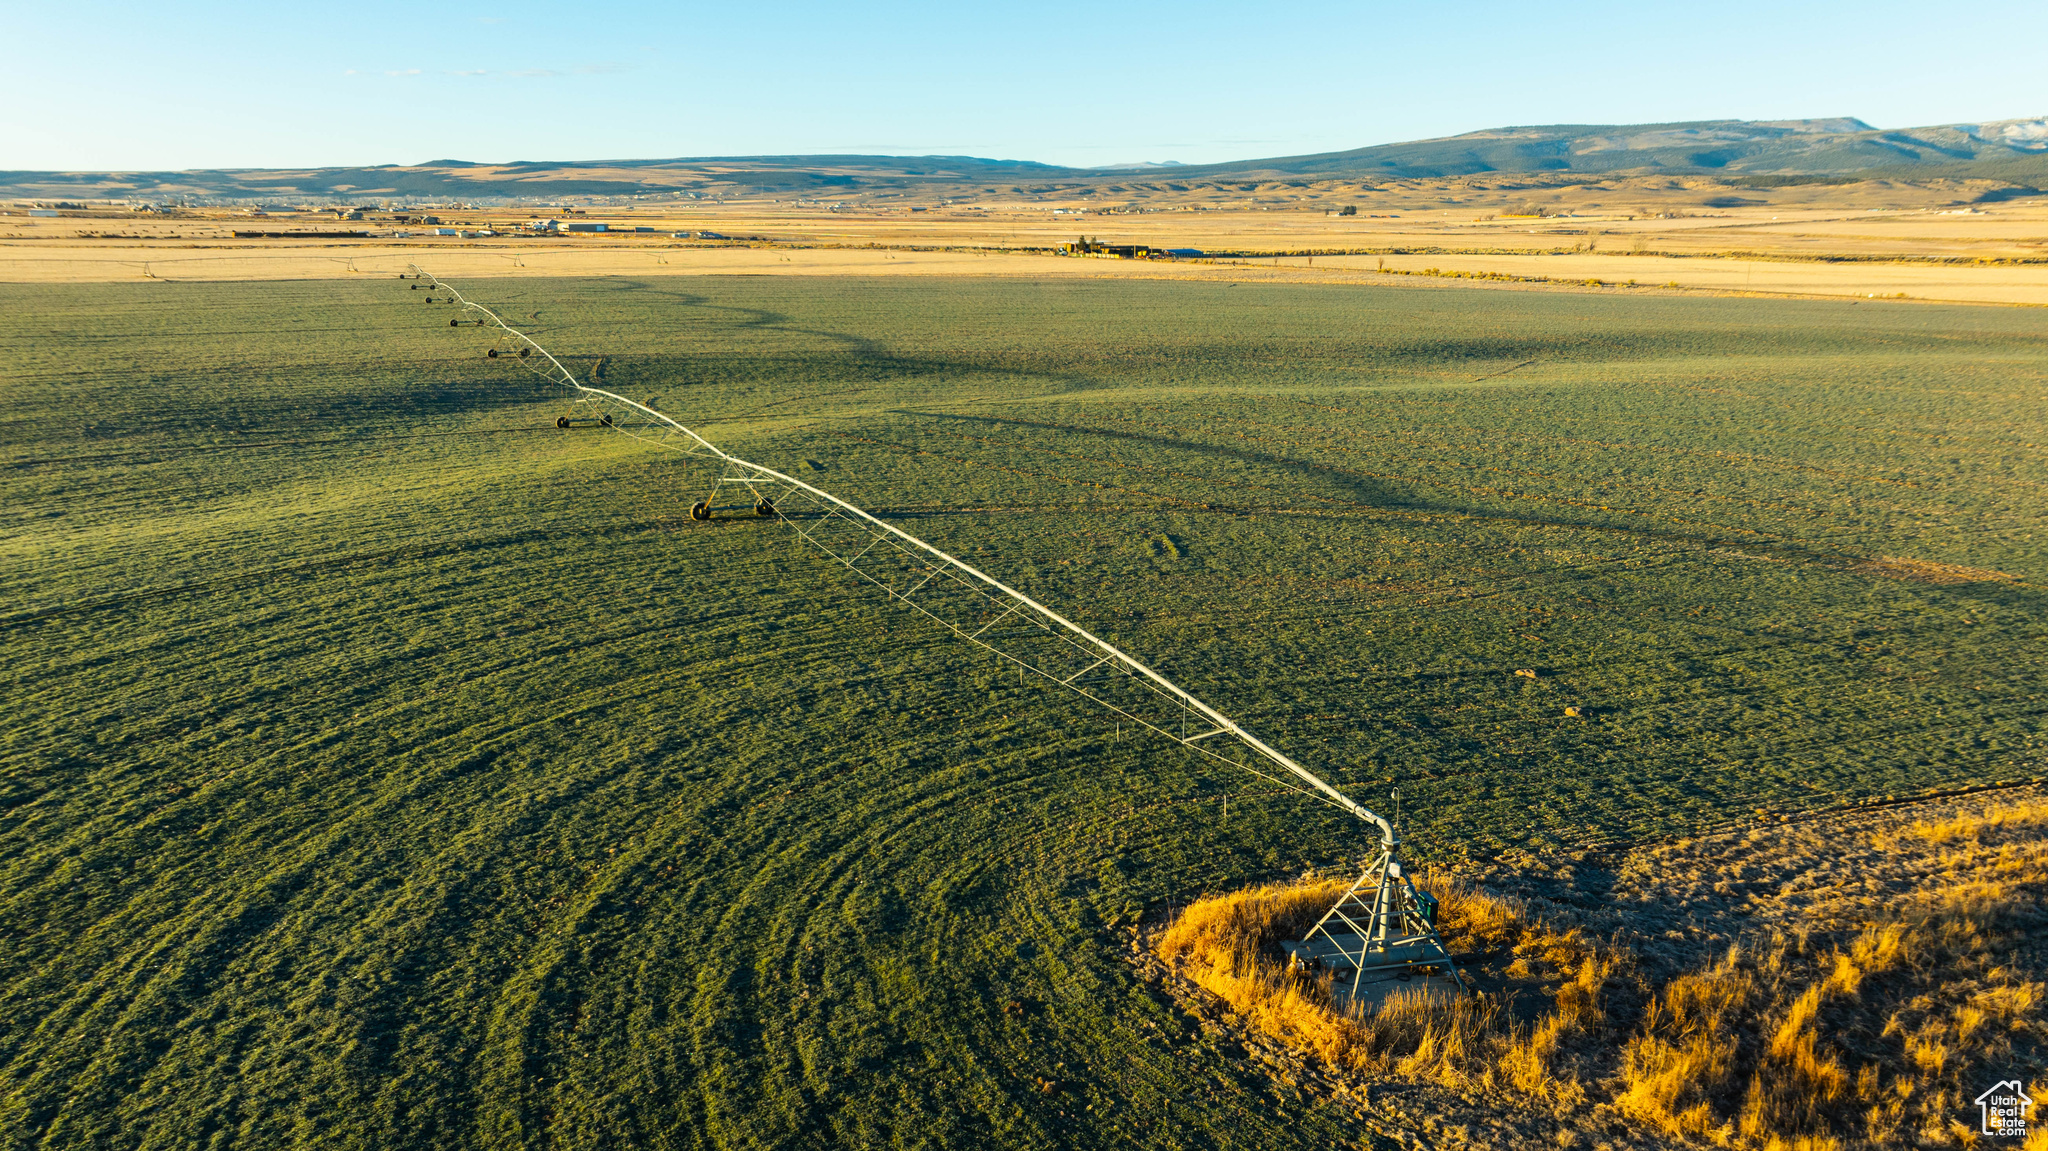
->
<box><xmin>1173</xmin><ymin>116</ymin><xmax>2048</xmax><ymax>179</ymax></box>
<box><xmin>7</xmin><ymin>116</ymin><xmax>2044</xmax><ymax>204</ymax></box>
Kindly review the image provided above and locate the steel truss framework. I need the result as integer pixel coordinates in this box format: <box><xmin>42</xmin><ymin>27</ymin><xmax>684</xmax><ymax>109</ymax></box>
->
<box><xmin>402</xmin><ymin>266</ymin><xmax>1464</xmax><ymax>991</ymax></box>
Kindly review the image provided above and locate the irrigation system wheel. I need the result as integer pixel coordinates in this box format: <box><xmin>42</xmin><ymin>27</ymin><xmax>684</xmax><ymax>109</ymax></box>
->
<box><xmin>690</xmin><ymin>500</ymin><xmax>712</xmax><ymax>522</ymax></box>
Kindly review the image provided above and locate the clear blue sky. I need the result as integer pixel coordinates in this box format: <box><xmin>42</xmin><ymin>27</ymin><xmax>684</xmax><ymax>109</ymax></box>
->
<box><xmin>7</xmin><ymin>0</ymin><xmax>2045</xmax><ymax>171</ymax></box>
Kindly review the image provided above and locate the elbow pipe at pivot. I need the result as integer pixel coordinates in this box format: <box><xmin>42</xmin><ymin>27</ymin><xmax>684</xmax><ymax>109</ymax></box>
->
<box><xmin>1355</xmin><ymin>804</ymin><xmax>1398</xmax><ymax>850</ymax></box>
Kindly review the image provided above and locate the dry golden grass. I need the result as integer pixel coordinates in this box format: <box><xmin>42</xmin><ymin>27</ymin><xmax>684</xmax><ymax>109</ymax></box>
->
<box><xmin>12</xmin><ymin>190</ymin><xmax>2048</xmax><ymax>305</ymax></box>
<box><xmin>1603</xmin><ymin>809</ymin><xmax>2043</xmax><ymax>1146</ymax></box>
<box><xmin>1618</xmin><ymin>950</ymin><xmax>1754</xmax><ymax>1140</ymax></box>
<box><xmin>1154</xmin><ymin>877</ymin><xmax>1345</xmax><ymax>962</ymax></box>
<box><xmin>10</xmin><ymin>238</ymin><xmax>2048</xmax><ymax>306</ymax></box>
<box><xmin>1622</xmin><ymin>799</ymin><xmax>2047</xmax><ymax>1148</ymax></box>
<box><xmin>1153</xmin><ymin>878</ymin><xmax>1387</xmax><ymax>1070</ymax></box>
<box><xmin>1154</xmin><ymin>871</ymin><xmax>1614</xmax><ymax>1101</ymax></box>
<box><xmin>1875</xmin><ymin>795</ymin><xmax>2048</xmax><ymax>849</ymax></box>
<box><xmin>1158</xmin><ymin>796</ymin><xmax>2047</xmax><ymax>1149</ymax></box>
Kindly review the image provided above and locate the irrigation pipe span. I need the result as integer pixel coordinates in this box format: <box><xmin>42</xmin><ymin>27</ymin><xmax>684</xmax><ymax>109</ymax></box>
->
<box><xmin>403</xmin><ymin>266</ymin><xmax>1398</xmax><ymax>847</ymax></box>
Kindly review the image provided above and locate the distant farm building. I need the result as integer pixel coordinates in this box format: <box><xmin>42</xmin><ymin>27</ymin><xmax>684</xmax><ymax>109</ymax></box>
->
<box><xmin>230</xmin><ymin>230</ymin><xmax>372</xmax><ymax>239</ymax></box>
<box><xmin>1058</xmin><ymin>236</ymin><xmax>1152</xmax><ymax>259</ymax></box>
<box><xmin>562</xmin><ymin>222</ymin><xmax>607</xmax><ymax>232</ymax></box>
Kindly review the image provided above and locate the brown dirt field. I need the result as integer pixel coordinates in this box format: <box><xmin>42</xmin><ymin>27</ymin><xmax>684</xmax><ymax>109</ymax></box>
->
<box><xmin>7</xmin><ymin>178</ymin><xmax>2046</xmax><ymax>305</ymax></box>
<box><xmin>6</xmin><ymin>234</ymin><xmax>2048</xmax><ymax>308</ymax></box>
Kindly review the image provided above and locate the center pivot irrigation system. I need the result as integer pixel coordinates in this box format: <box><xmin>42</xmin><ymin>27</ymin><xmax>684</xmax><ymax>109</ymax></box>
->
<box><xmin>401</xmin><ymin>267</ymin><xmax>1466</xmax><ymax>998</ymax></box>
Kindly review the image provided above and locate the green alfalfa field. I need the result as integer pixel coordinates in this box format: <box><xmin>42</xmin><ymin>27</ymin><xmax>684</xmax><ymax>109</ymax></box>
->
<box><xmin>1</xmin><ymin>274</ymin><xmax>2043</xmax><ymax>1149</ymax></box>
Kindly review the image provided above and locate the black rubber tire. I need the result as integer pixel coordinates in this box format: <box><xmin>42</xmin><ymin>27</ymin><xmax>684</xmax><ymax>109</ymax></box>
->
<box><xmin>486</xmin><ymin>349</ymin><xmax>499</xmax><ymax>358</ymax></box>
<box><xmin>555</xmin><ymin>416</ymin><xmax>569</xmax><ymax>429</ymax></box>
<box><xmin>755</xmin><ymin>499</ymin><xmax>776</xmax><ymax>518</ymax></box>
<box><xmin>690</xmin><ymin>500</ymin><xmax>712</xmax><ymax>522</ymax></box>
<box><xmin>519</xmin><ymin>347</ymin><xmax>531</xmax><ymax>358</ymax></box>
<box><xmin>600</xmin><ymin>414</ymin><xmax>613</xmax><ymax>427</ymax></box>
<box><xmin>450</xmin><ymin>319</ymin><xmax>460</xmax><ymax>327</ymax></box>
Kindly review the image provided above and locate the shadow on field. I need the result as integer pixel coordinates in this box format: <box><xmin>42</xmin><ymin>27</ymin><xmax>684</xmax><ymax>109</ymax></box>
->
<box><xmin>601</xmin><ymin>278</ymin><xmax>893</xmax><ymax>362</ymax></box>
<box><xmin>1934</xmin><ymin>578</ymin><xmax>2048</xmax><ymax>612</ymax></box>
<box><xmin>896</xmin><ymin>409</ymin><xmax>1429</xmax><ymax>511</ymax></box>
<box><xmin>597</xmin><ymin>279</ymin><xmax>1124</xmax><ymax>403</ymax></box>
<box><xmin>882</xmin><ymin>411</ymin><xmax>2041</xmax><ymax>597</ymax></box>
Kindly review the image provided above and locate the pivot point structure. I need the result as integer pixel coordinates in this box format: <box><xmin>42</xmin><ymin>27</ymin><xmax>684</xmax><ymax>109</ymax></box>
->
<box><xmin>399</xmin><ymin>267</ymin><xmax>1465</xmax><ymax>995</ymax></box>
<box><xmin>1282</xmin><ymin>843</ymin><xmax>1466</xmax><ymax>1002</ymax></box>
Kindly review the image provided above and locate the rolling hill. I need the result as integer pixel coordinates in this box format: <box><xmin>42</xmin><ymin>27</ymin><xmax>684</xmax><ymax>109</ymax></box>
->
<box><xmin>1179</xmin><ymin>115</ymin><xmax>2048</xmax><ymax>179</ymax></box>
<box><xmin>5</xmin><ymin>115</ymin><xmax>2044</xmax><ymax>203</ymax></box>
